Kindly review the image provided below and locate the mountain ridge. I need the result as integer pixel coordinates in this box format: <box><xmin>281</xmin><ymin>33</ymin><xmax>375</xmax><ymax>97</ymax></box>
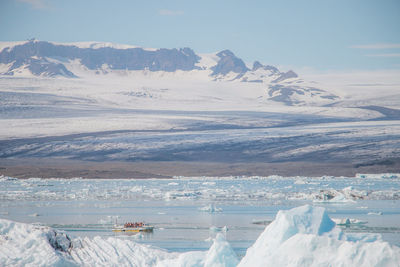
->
<box><xmin>0</xmin><ymin>40</ymin><xmax>338</xmax><ymax>106</ymax></box>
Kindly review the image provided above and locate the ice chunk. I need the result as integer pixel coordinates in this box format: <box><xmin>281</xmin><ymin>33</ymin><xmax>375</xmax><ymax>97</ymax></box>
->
<box><xmin>329</xmin><ymin>193</ymin><xmax>356</xmax><ymax>203</ymax></box>
<box><xmin>209</xmin><ymin>226</ymin><xmax>228</xmax><ymax>233</ymax></box>
<box><xmin>0</xmin><ymin>218</ymin><xmax>238</xmax><ymax>267</ymax></box>
<box><xmin>356</xmin><ymin>173</ymin><xmax>399</xmax><ymax>179</ymax></box>
<box><xmin>0</xmin><ymin>175</ymin><xmax>17</xmax><ymax>182</ymax></box>
<box><xmin>0</xmin><ymin>218</ymin><xmax>175</xmax><ymax>266</ymax></box>
<box><xmin>238</xmin><ymin>205</ymin><xmax>400</xmax><ymax>267</ymax></box>
<box><xmin>199</xmin><ymin>204</ymin><xmax>222</xmax><ymax>213</ymax></box>
<box><xmin>46</xmin><ymin>229</ymin><xmax>72</xmax><ymax>252</ymax></box>
<box><xmin>368</xmin><ymin>211</ymin><xmax>383</xmax><ymax>215</ymax></box>
<box><xmin>294</xmin><ymin>179</ymin><xmax>306</xmax><ymax>184</ymax></box>
<box><xmin>157</xmin><ymin>233</ymin><xmax>238</xmax><ymax>267</ymax></box>
<box><xmin>202</xmin><ymin>182</ymin><xmax>216</xmax><ymax>186</ymax></box>
<box><xmin>313</xmin><ymin>189</ymin><xmax>357</xmax><ymax>203</ymax></box>
<box><xmin>204</xmin><ymin>234</ymin><xmax>238</xmax><ymax>267</ymax></box>
<box><xmin>0</xmin><ymin>219</ymin><xmax>75</xmax><ymax>266</ymax></box>
<box><xmin>332</xmin><ymin>218</ymin><xmax>368</xmax><ymax>226</ymax></box>
<box><xmin>157</xmin><ymin>251</ymin><xmax>205</xmax><ymax>267</ymax></box>
<box><xmin>98</xmin><ymin>215</ymin><xmax>119</xmax><ymax>224</ymax></box>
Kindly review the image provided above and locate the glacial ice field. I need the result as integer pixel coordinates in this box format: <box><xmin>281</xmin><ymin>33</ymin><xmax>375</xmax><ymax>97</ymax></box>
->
<box><xmin>0</xmin><ymin>174</ymin><xmax>400</xmax><ymax>266</ymax></box>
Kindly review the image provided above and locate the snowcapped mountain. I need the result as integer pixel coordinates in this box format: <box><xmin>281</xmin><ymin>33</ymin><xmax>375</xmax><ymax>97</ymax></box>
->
<box><xmin>0</xmin><ymin>40</ymin><xmax>399</xmax><ymax>173</ymax></box>
<box><xmin>0</xmin><ymin>40</ymin><xmax>338</xmax><ymax>106</ymax></box>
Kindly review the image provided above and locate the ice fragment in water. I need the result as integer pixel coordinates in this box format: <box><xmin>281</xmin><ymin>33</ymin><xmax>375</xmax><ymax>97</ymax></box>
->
<box><xmin>199</xmin><ymin>204</ymin><xmax>222</xmax><ymax>213</ymax></box>
<box><xmin>238</xmin><ymin>205</ymin><xmax>400</xmax><ymax>267</ymax></box>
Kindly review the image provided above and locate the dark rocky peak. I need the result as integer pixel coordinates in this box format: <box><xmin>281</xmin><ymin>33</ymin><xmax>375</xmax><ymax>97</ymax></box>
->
<box><xmin>251</xmin><ymin>61</ymin><xmax>279</xmax><ymax>73</ymax></box>
<box><xmin>211</xmin><ymin>50</ymin><xmax>249</xmax><ymax>76</ymax></box>
<box><xmin>216</xmin><ymin>49</ymin><xmax>235</xmax><ymax>58</ymax></box>
<box><xmin>273</xmin><ymin>70</ymin><xmax>298</xmax><ymax>83</ymax></box>
<box><xmin>0</xmin><ymin>40</ymin><xmax>79</xmax><ymax>63</ymax></box>
<box><xmin>180</xmin><ymin>47</ymin><xmax>200</xmax><ymax>59</ymax></box>
<box><xmin>4</xmin><ymin>57</ymin><xmax>76</xmax><ymax>78</ymax></box>
<box><xmin>0</xmin><ymin>41</ymin><xmax>202</xmax><ymax>76</ymax></box>
<box><xmin>252</xmin><ymin>61</ymin><xmax>263</xmax><ymax>71</ymax></box>
<box><xmin>284</xmin><ymin>70</ymin><xmax>298</xmax><ymax>79</ymax></box>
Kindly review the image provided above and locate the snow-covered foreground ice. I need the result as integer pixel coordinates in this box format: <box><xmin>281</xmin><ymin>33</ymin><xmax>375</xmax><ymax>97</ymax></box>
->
<box><xmin>1</xmin><ymin>205</ymin><xmax>399</xmax><ymax>266</ymax></box>
<box><xmin>1</xmin><ymin>175</ymin><xmax>400</xmax><ymax>266</ymax></box>
<box><xmin>239</xmin><ymin>205</ymin><xmax>400</xmax><ymax>267</ymax></box>
<box><xmin>0</xmin><ymin>218</ymin><xmax>237</xmax><ymax>267</ymax></box>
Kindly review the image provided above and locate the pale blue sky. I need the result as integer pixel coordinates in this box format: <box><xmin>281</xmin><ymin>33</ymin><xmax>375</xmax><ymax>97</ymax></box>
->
<box><xmin>1</xmin><ymin>0</ymin><xmax>399</xmax><ymax>71</ymax></box>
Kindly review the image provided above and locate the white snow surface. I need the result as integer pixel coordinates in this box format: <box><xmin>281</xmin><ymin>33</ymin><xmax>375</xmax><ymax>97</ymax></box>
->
<box><xmin>1</xmin><ymin>205</ymin><xmax>399</xmax><ymax>267</ymax></box>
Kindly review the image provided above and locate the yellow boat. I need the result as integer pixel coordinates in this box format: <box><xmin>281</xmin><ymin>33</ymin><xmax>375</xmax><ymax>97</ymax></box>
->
<box><xmin>112</xmin><ymin>222</ymin><xmax>154</xmax><ymax>233</ymax></box>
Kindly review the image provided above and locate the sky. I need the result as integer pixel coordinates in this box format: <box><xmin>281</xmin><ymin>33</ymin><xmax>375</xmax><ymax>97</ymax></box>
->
<box><xmin>0</xmin><ymin>0</ymin><xmax>399</xmax><ymax>71</ymax></box>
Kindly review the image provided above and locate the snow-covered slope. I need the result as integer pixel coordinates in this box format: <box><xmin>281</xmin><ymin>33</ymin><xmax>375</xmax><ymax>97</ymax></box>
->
<box><xmin>1</xmin><ymin>205</ymin><xmax>399</xmax><ymax>266</ymax></box>
<box><xmin>0</xmin><ymin>40</ymin><xmax>338</xmax><ymax>106</ymax></box>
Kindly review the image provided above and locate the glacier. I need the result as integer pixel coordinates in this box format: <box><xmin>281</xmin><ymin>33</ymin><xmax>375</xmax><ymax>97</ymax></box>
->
<box><xmin>1</xmin><ymin>205</ymin><xmax>399</xmax><ymax>266</ymax></box>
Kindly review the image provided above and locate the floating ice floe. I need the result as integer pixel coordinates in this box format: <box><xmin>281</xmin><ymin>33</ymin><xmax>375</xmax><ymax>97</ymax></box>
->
<box><xmin>332</xmin><ymin>218</ymin><xmax>368</xmax><ymax>226</ymax></box>
<box><xmin>209</xmin><ymin>226</ymin><xmax>228</xmax><ymax>233</ymax></box>
<box><xmin>199</xmin><ymin>204</ymin><xmax>223</xmax><ymax>213</ymax></box>
<box><xmin>98</xmin><ymin>215</ymin><xmax>119</xmax><ymax>224</ymax></box>
<box><xmin>0</xmin><ymin>175</ymin><xmax>17</xmax><ymax>182</ymax></box>
<box><xmin>202</xmin><ymin>182</ymin><xmax>216</xmax><ymax>186</ymax></box>
<box><xmin>2</xmin><ymin>176</ymin><xmax>400</xmax><ymax>202</ymax></box>
<box><xmin>313</xmin><ymin>187</ymin><xmax>368</xmax><ymax>203</ymax></box>
<box><xmin>251</xmin><ymin>219</ymin><xmax>271</xmax><ymax>226</ymax></box>
<box><xmin>356</xmin><ymin>173</ymin><xmax>400</xmax><ymax>179</ymax></box>
<box><xmin>294</xmin><ymin>179</ymin><xmax>307</xmax><ymax>184</ymax></box>
<box><xmin>368</xmin><ymin>211</ymin><xmax>383</xmax><ymax>216</ymax></box>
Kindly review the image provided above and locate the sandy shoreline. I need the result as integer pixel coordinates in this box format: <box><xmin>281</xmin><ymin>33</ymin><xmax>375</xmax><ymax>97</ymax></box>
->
<box><xmin>1</xmin><ymin>158</ymin><xmax>399</xmax><ymax>179</ymax></box>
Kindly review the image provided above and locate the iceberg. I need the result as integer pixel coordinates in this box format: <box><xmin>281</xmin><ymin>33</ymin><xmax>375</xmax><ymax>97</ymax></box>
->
<box><xmin>158</xmin><ymin>234</ymin><xmax>238</xmax><ymax>267</ymax></box>
<box><xmin>1</xmin><ymin>205</ymin><xmax>399</xmax><ymax>266</ymax></box>
<box><xmin>238</xmin><ymin>205</ymin><xmax>400</xmax><ymax>267</ymax></box>
<box><xmin>199</xmin><ymin>204</ymin><xmax>223</xmax><ymax>213</ymax></box>
<box><xmin>203</xmin><ymin>234</ymin><xmax>239</xmax><ymax>267</ymax></box>
<box><xmin>0</xmin><ymin>219</ymin><xmax>237</xmax><ymax>267</ymax></box>
<box><xmin>0</xmin><ymin>220</ymin><xmax>76</xmax><ymax>266</ymax></box>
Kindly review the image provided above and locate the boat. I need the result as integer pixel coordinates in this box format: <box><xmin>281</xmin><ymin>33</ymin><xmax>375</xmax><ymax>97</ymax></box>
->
<box><xmin>112</xmin><ymin>222</ymin><xmax>154</xmax><ymax>233</ymax></box>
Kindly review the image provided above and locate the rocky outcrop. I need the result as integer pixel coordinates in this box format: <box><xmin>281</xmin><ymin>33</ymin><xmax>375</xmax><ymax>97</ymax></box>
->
<box><xmin>0</xmin><ymin>40</ymin><xmax>201</xmax><ymax>77</ymax></box>
<box><xmin>211</xmin><ymin>50</ymin><xmax>249</xmax><ymax>76</ymax></box>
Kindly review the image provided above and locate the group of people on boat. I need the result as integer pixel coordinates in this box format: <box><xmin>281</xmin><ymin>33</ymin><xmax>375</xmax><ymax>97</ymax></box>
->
<box><xmin>124</xmin><ymin>222</ymin><xmax>144</xmax><ymax>228</ymax></box>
